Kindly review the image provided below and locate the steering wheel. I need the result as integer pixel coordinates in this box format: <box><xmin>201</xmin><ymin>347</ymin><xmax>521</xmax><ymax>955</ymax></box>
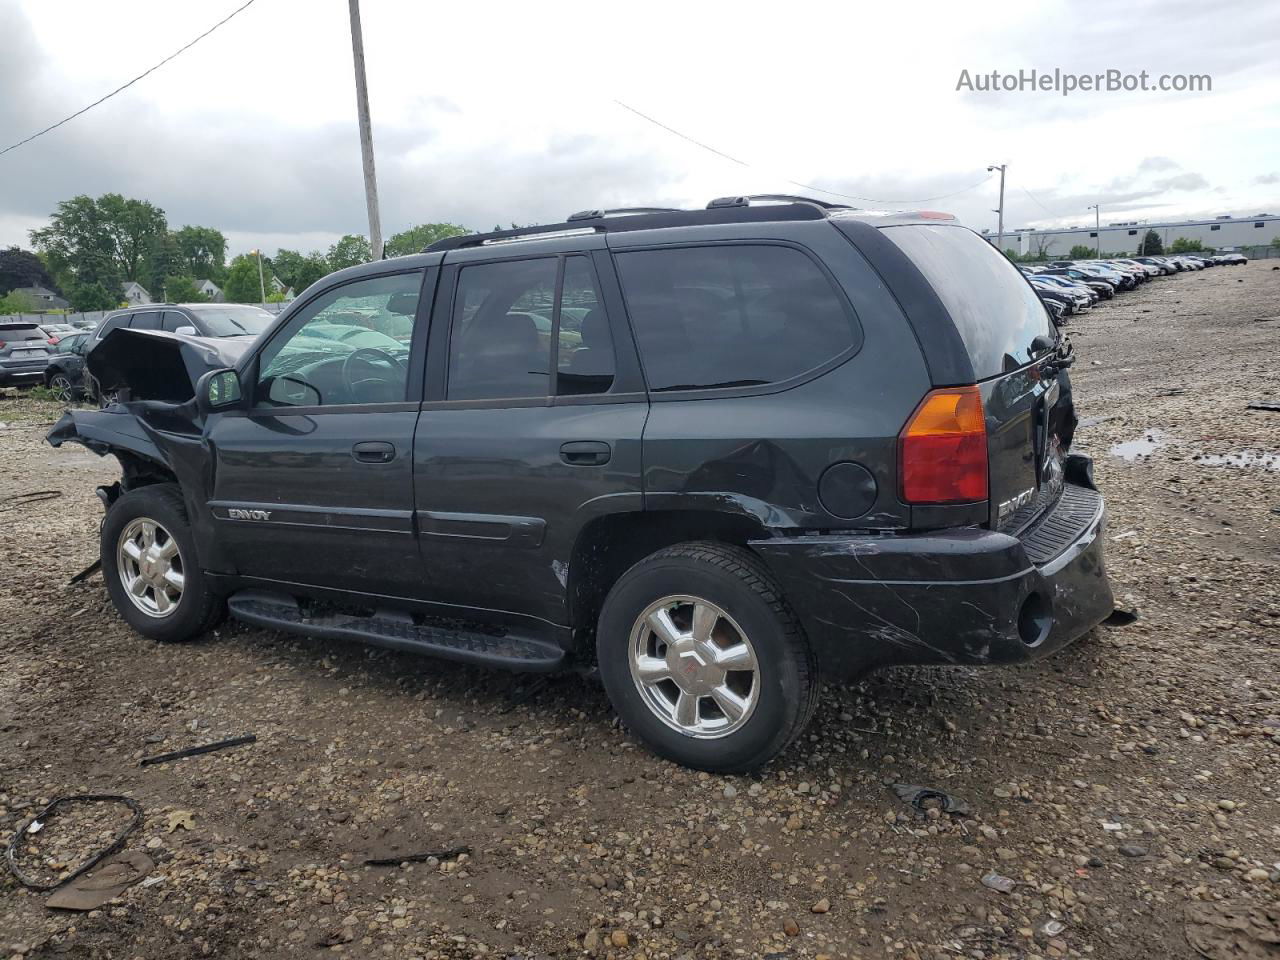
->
<box><xmin>341</xmin><ymin>347</ymin><xmax>401</xmax><ymax>402</ymax></box>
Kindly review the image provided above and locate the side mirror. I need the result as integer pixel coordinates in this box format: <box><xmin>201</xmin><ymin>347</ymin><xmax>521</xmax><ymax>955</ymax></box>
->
<box><xmin>174</xmin><ymin>325</ymin><xmax>198</xmax><ymax>336</ymax></box>
<box><xmin>196</xmin><ymin>368</ymin><xmax>243</xmax><ymax>415</ymax></box>
<box><xmin>266</xmin><ymin>374</ymin><xmax>322</xmax><ymax>407</ymax></box>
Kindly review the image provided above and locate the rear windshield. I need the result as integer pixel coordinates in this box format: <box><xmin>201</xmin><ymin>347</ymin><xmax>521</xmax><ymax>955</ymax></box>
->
<box><xmin>0</xmin><ymin>325</ymin><xmax>47</xmax><ymax>341</ymax></box>
<box><xmin>882</xmin><ymin>224</ymin><xmax>1052</xmax><ymax>379</ymax></box>
<box><xmin>188</xmin><ymin>306</ymin><xmax>274</xmax><ymax>337</ymax></box>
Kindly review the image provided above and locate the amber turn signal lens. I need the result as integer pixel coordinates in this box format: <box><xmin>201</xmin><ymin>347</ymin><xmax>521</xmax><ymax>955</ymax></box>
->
<box><xmin>899</xmin><ymin>386</ymin><xmax>988</xmax><ymax>504</ymax></box>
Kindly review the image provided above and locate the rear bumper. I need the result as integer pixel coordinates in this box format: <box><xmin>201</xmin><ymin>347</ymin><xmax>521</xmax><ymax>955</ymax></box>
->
<box><xmin>751</xmin><ymin>482</ymin><xmax>1113</xmax><ymax>679</ymax></box>
<box><xmin>0</xmin><ymin>363</ymin><xmax>47</xmax><ymax>384</ymax></box>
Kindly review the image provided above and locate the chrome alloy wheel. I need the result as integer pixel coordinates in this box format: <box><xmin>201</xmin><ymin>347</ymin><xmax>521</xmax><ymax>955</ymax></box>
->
<box><xmin>628</xmin><ymin>595</ymin><xmax>760</xmax><ymax>739</ymax></box>
<box><xmin>117</xmin><ymin>517</ymin><xmax>184</xmax><ymax>618</ymax></box>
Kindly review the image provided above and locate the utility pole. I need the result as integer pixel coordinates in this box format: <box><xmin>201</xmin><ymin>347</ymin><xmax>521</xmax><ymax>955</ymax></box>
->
<box><xmin>1087</xmin><ymin>204</ymin><xmax>1100</xmax><ymax>257</ymax></box>
<box><xmin>347</xmin><ymin>0</ymin><xmax>383</xmax><ymax>261</ymax></box>
<box><xmin>252</xmin><ymin>249</ymin><xmax>267</xmax><ymax>306</ymax></box>
<box><xmin>987</xmin><ymin>164</ymin><xmax>1007</xmax><ymax>254</ymax></box>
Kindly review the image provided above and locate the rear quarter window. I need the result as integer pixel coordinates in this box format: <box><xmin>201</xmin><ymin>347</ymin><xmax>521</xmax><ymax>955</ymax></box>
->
<box><xmin>613</xmin><ymin>244</ymin><xmax>858</xmax><ymax>392</ymax></box>
<box><xmin>881</xmin><ymin>224</ymin><xmax>1052</xmax><ymax>379</ymax></box>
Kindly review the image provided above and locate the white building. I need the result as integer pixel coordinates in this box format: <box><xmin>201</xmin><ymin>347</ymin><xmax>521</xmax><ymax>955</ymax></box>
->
<box><xmin>121</xmin><ymin>281</ymin><xmax>152</xmax><ymax>305</ymax></box>
<box><xmin>1003</xmin><ymin>214</ymin><xmax>1280</xmax><ymax>258</ymax></box>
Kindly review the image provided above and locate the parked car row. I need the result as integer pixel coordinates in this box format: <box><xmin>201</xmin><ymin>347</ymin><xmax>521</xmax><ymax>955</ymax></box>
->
<box><xmin>1017</xmin><ymin>252</ymin><xmax>1246</xmax><ymax>321</ymax></box>
<box><xmin>0</xmin><ymin>303</ymin><xmax>275</xmax><ymax>398</ymax></box>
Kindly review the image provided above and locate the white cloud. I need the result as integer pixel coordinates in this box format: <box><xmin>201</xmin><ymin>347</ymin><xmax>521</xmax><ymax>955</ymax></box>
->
<box><xmin>2</xmin><ymin>0</ymin><xmax>1278</xmax><ymax>257</ymax></box>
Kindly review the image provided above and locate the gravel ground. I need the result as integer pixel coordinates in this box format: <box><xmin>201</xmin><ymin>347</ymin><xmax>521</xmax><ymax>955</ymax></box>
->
<box><xmin>1</xmin><ymin>262</ymin><xmax>1277</xmax><ymax>960</ymax></box>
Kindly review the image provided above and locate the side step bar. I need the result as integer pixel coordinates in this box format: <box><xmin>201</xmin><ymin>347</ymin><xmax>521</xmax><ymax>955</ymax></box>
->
<box><xmin>227</xmin><ymin>591</ymin><xmax>567</xmax><ymax>673</ymax></box>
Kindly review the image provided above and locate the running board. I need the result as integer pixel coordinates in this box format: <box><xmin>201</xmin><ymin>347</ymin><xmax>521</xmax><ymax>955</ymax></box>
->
<box><xmin>227</xmin><ymin>591</ymin><xmax>568</xmax><ymax>673</ymax></box>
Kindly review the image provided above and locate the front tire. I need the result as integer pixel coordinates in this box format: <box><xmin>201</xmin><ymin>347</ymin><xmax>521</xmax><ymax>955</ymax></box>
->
<box><xmin>596</xmin><ymin>542</ymin><xmax>819</xmax><ymax>772</ymax></box>
<box><xmin>101</xmin><ymin>484</ymin><xmax>224</xmax><ymax>643</ymax></box>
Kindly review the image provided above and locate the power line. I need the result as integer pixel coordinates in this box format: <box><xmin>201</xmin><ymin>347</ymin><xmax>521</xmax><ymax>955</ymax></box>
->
<box><xmin>1020</xmin><ymin>186</ymin><xmax>1060</xmax><ymax>218</ymax></box>
<box><xmin>614</xmin><ymin>99</ymin><xmax>993</xmax><ymax>205</ymax></box>
<box><xmin>0</xmin><ymin>0</ymin><xmax>261</xmax><ymax>159</ymax></box>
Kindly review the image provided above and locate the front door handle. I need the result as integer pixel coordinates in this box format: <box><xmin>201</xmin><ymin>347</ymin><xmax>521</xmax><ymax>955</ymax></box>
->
<box><xmin>560</xmin><ymin>440</ymin><xmax>611</xmax><ymax>466</ymax></box>
<box><xmin>352</xmin><ymin>441</ymin><xmax>396</xmax><ymax>463</ymax></box>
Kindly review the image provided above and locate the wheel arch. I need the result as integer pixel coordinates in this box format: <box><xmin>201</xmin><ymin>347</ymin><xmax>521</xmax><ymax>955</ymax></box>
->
<box><xmin>565</xmin><ymin>508</ymin><xmax>770</xmax><ymax>643</ymax></box>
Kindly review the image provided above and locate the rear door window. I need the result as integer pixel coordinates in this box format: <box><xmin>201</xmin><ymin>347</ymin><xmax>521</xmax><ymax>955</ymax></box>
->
<box><xmin>447</xmin><ymin>258</ymin><xmax>556</xmax><ymax>401</ymax></box>
<box><xmin>881</xmin><ymin>224</ymin><xmax>1052</xmax><ymax>379</ymax></box>
<box><xmin>556</xmin><ymin>256</ymin><xmax>614</xmax><ymax>396</ymax></box>
<box><xmin>613</xmin><ymin>244</ymin><xmax>856</xmax><ymax>392</ymax></box>
<box><xmin>130</xmin><ymin>312</ymin><xmax>161</xmax><ymax>330</ymax></box>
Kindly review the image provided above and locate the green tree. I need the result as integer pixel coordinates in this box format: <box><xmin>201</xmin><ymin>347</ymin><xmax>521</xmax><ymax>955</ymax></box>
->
<box><xmin>30</xmin><ymin>193</ymin><xmax>166</xmax><ymax>306</ymax></box>
<box><xmin>67</xmin><ymin>279</ymin><xmax>121</xmax><ymax>312</ymax></box>
<box><xmin>222</xmin><ymin>254</ymin><xmax>266</xmax><ymax>303</ymax></box>
<box><xmin>1270</xmin><ymin>236</ymin><xmax>1280</xmax><ymax>249</ymax></box>
<box><xmin>0</xmin><ymin>290</ymin><xmax>37</xmax><ymax>313</ymax></box>
<box><xmin>384</xmin><ymin>223</ymin><xmax>469</xmax><ymax>257</ymax></box>
<box><xmin>1169</xmin><ymin>237</ymin><xmax>1205</xmax><ymax>253</ymax></box>
<box><xmin>144</xmin><ymin>231</ymin><xmax>183</xmax><ymax>294</ymax></box>
<box><xmin>174</xmin><ymin>225</ymin><xmax>228</xmax><ymax>280</ymax></box>
<box><xmin>1138</xmin><ymin>230</ymin><xmax>1163</xmax><ymax>256</ymax></box>
<box><xmin>164</xmin><ymin>276</ymin><xmax>207</xmax><ymax>303</ymax></box>
<box><xmin>0</xmin><ymin>247</ymin><xmax>60</xmax><ymax>296</ymax></box>
<box><xmin>327</xmin><ymin>234</ymin><xmax>372</xmax><ymax>271</ymax></box>
<box><xmin>1068</xmin><ymin>244</ymin><xmax>1096</xmax><ymax>259</ymax></box>
<box><xmin>270</xmin><ymin>248</ymin><xmax>329</xmax><ymax>293</ymax></box>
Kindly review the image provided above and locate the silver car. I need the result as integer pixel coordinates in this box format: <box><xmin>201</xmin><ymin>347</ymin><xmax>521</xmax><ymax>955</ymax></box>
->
<box><xmin>0</xmin><ymin>322</ymin><xmax>54</xmax><ymax>386</ymax></box>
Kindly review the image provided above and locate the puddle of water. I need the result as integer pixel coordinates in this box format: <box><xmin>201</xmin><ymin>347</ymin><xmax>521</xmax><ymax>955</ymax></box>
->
<box><xmin>1192</xmin><ymin>450</ymin><xmax>1280</xmax><ymax>472</ymax></box>
<box><xmin>1110</xmin><ymin>429</ymin><xmax>1170</xmax><ymax>461</ymax></box>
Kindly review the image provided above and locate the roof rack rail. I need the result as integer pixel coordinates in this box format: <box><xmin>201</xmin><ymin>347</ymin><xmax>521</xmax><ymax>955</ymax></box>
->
<box><xmin>424</xmin><ymin>200</ymin><xmax>829</xmax><ymax>252</ymax></box>
<box><xmin>744</xmin><ymin>193</ymin><xmax>853</xmax><ymax>210</ymax></box>
<box><xmin>567</xmin><ymin>207</ymin><xmax>683</xmax><ymax>222</ymax></box>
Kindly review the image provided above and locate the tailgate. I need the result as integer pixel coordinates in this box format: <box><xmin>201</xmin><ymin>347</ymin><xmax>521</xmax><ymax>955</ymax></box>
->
<box><xmin>981</xmin><ymin>364</ymin><xmax>1067</xmax><ymax>531</ymax></box>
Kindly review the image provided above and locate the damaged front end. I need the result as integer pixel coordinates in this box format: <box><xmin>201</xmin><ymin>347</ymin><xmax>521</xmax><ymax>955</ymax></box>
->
<box><xmin>47</xmin><ymin>328</ymin><xmax>247</xmax><ymax>510</ymax></box>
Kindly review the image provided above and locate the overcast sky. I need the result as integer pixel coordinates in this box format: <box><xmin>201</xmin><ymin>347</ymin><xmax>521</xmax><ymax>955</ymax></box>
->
<box><xmin>2</xmin><ymin>0</ymin><xmax>1278</xmax><ymax>259</ymax></box>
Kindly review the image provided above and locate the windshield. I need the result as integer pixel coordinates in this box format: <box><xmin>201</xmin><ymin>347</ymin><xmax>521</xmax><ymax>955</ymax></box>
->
<box><xmin>189</xmin><ymin>306</ymin><xmax>274</xmax><ymax>337</ymax></box>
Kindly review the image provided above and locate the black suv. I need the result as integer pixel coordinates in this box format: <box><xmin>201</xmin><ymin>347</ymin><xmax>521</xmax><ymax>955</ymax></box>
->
<box><xmin>50</xmin><ymin>197</ymin><xmax>1113</xmax><ymax>772</ymax></box>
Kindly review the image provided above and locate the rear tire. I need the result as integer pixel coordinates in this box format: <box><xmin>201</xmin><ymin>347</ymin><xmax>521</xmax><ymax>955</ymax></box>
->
<box><xmin>596</xmin><ymin>542</ymin><xmax>819</xmax><ymax>772</ymax></box>
<box><xmin>101</xmin><ymin>484</ymin><xmax>224</xmax><ymax>643</ymax></box>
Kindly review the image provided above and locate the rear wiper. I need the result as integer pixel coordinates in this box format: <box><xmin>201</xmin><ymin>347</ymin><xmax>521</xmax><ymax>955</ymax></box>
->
<box><xmin>654</xmin><ymin>379</ymin><xmax>769</xmax><ymax>392</ymax></box>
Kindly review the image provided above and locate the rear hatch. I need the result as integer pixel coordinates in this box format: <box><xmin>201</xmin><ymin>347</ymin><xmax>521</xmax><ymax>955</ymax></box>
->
<box><xmin>0</xmin><ymin>324</ymin><xmax>52</xmax><ymax>363</ymax></box>
<box><xmin>879</xmin><ymin>224</ymin><xmax>1068</xmax><ymax>532</ymax></box>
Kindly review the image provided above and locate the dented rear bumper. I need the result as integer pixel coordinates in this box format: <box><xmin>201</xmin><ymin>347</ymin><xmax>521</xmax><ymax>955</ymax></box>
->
<box><xmin>751</xmin><ymin>482</ymin><xmax>1113</xmax><ymax>679</ymax></box>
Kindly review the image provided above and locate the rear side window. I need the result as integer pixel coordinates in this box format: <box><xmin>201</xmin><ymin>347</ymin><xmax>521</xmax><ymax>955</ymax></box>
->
<box><xmin>614</xmin><ymin>244</ymin><xmax>856</xmax><ymax>392</ymax></box>
<box><xmin>881</xmin><ymin>225</ymin><xmax>1052</xmax><ymax>379</ymax></box>
<box><xmin>130</xmin><ymin>312</ymin><xmax>161</xmax><ymax>330</ymax></box>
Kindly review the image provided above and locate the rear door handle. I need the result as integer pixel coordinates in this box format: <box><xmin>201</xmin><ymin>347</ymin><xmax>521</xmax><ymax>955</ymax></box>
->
<box><xmin>352</xmin><ymin>441</ymin><xmax>396</xmax><ymax>463</ymax></box>
<box><xmin>560</xmin><ymin>440</ymin><xmax>611</xmax><ymax>466</ymax></box>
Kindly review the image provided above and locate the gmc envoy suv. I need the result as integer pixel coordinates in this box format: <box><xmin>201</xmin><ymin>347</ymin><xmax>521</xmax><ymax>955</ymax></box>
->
<box><xmin>49</xmin><ymin>196</ymin><xmax>1113</xmax><ymax>771</ymax></box>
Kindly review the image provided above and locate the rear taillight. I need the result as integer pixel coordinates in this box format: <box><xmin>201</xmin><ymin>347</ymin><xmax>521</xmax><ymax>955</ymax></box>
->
<box><xmin>0</xmin><ymin>340</ymin><xmax>6</xmax><ymax>349</ymax></box>
<box><xmin>899</xmin><ymin>386</ymin><xmax>988</xmax><ymax>504</ymax></box>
